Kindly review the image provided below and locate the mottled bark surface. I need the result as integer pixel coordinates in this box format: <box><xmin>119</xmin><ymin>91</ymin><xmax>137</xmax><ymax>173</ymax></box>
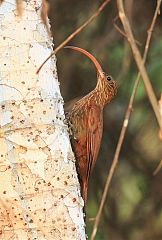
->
<box><xmin>0</xmin><ymin>0</ymin><xmax>85</xmax><ymax>239</ymax></box>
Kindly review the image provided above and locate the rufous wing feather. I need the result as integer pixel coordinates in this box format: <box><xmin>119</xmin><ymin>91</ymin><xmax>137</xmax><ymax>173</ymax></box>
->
<box><xmin>86</xmin><ymin>106</ymin><xmax>103</xmax><ymax>179</ymax></box>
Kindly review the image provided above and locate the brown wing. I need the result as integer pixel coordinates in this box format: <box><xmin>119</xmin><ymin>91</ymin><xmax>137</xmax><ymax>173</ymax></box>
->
<box><xmin>68</xmin><ymin>104</ymin><xmax>103</xmax><ymax>180</ymax></box>
<box><xmin>86</xmin><ymin>105</ymin><xmax>103</xmax><ymax>179</ymax></box>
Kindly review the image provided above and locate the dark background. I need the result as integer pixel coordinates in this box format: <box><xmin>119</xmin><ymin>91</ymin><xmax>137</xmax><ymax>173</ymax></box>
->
<box><xmin>49</xmin><ymin>1</ymin><xmax>162</xmax><ymax>239</ymax></box>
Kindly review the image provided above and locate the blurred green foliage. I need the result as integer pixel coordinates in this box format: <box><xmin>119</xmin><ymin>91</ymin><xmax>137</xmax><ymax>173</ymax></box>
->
<box><xmin>49</xmin><ymin>0</ymin><xmax>162</xmax><ymax>239</ymax></box>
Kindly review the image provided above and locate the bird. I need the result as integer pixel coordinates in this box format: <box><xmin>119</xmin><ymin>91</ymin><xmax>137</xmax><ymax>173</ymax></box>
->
<box><xmin>64</xmin><ymin>46</ymin><xmax>117</xmax><ymax>212</ymax></box>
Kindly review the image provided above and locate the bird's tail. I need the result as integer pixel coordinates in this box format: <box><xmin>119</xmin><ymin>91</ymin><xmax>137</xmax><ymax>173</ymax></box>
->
<box><xmin>81</xmin><ymin>180</ymin><xmax>88</xmax><ymax>216</ymax></box>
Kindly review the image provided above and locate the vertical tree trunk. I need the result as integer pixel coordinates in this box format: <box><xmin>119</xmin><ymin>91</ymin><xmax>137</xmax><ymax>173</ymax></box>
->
<box><xmin>0</xmin><ymin>0</ymin><xmax>85</xmax><ymax>239</ymax></box>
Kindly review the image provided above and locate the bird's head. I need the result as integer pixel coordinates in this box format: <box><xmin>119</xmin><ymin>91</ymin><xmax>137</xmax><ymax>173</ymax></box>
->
<box><xmin>64</xmin><ymin>46</ymin><xmax>117</xmax><ymax>104</ymax></box>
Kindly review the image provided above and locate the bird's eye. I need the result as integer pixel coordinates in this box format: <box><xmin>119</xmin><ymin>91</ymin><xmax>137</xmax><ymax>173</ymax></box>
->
<box><xmin>107</xmin><ymin>75</ymin><xmax>112</xmax><ymax>81</ymax></box>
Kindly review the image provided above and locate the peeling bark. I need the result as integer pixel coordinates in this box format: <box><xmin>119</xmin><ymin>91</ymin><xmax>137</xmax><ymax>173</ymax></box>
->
<box><xmin>0</xmin><ymin>0</ymin><xmax>85</xmax><ymax>239</ymax></box>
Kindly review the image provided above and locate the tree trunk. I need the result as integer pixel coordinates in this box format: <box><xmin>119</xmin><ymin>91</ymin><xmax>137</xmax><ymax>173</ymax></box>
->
<box><xmin>0</xmin><ymin>0</ymin><xmax>85</xmax><ymax>239</ymax></box>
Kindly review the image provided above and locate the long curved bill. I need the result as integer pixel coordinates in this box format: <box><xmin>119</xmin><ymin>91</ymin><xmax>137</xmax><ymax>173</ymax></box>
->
<box><xmin>64</xmin><ymin>46</ymin><xmax>104</xmax><ymax>78</ymax></box>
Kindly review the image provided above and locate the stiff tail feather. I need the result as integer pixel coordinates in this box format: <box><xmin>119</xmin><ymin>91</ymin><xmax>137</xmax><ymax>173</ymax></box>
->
<box><xmin>81</xmin><ymin>180</ymin><xmax>88</xmax><ymax>216</ymax></box>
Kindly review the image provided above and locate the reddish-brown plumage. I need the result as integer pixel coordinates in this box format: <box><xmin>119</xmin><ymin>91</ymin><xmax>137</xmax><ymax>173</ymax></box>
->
<box><xmin>65</xmin><ymin>46</ymin><xmax>117</xmax><ymax>212</ymax></box>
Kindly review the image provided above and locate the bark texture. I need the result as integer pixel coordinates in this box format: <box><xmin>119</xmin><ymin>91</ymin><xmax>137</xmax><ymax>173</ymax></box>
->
<box><xmin>0</xmin><ymin>0</ymin><xmax>85</xmax><ymax>239</ymax></box>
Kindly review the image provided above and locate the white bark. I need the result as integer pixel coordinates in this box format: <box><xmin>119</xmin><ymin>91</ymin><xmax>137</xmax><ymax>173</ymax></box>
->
<box><xmin>0</xmin><ymin>0</ymin><xmax>85</xmax><ymax>239</ymax></box>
